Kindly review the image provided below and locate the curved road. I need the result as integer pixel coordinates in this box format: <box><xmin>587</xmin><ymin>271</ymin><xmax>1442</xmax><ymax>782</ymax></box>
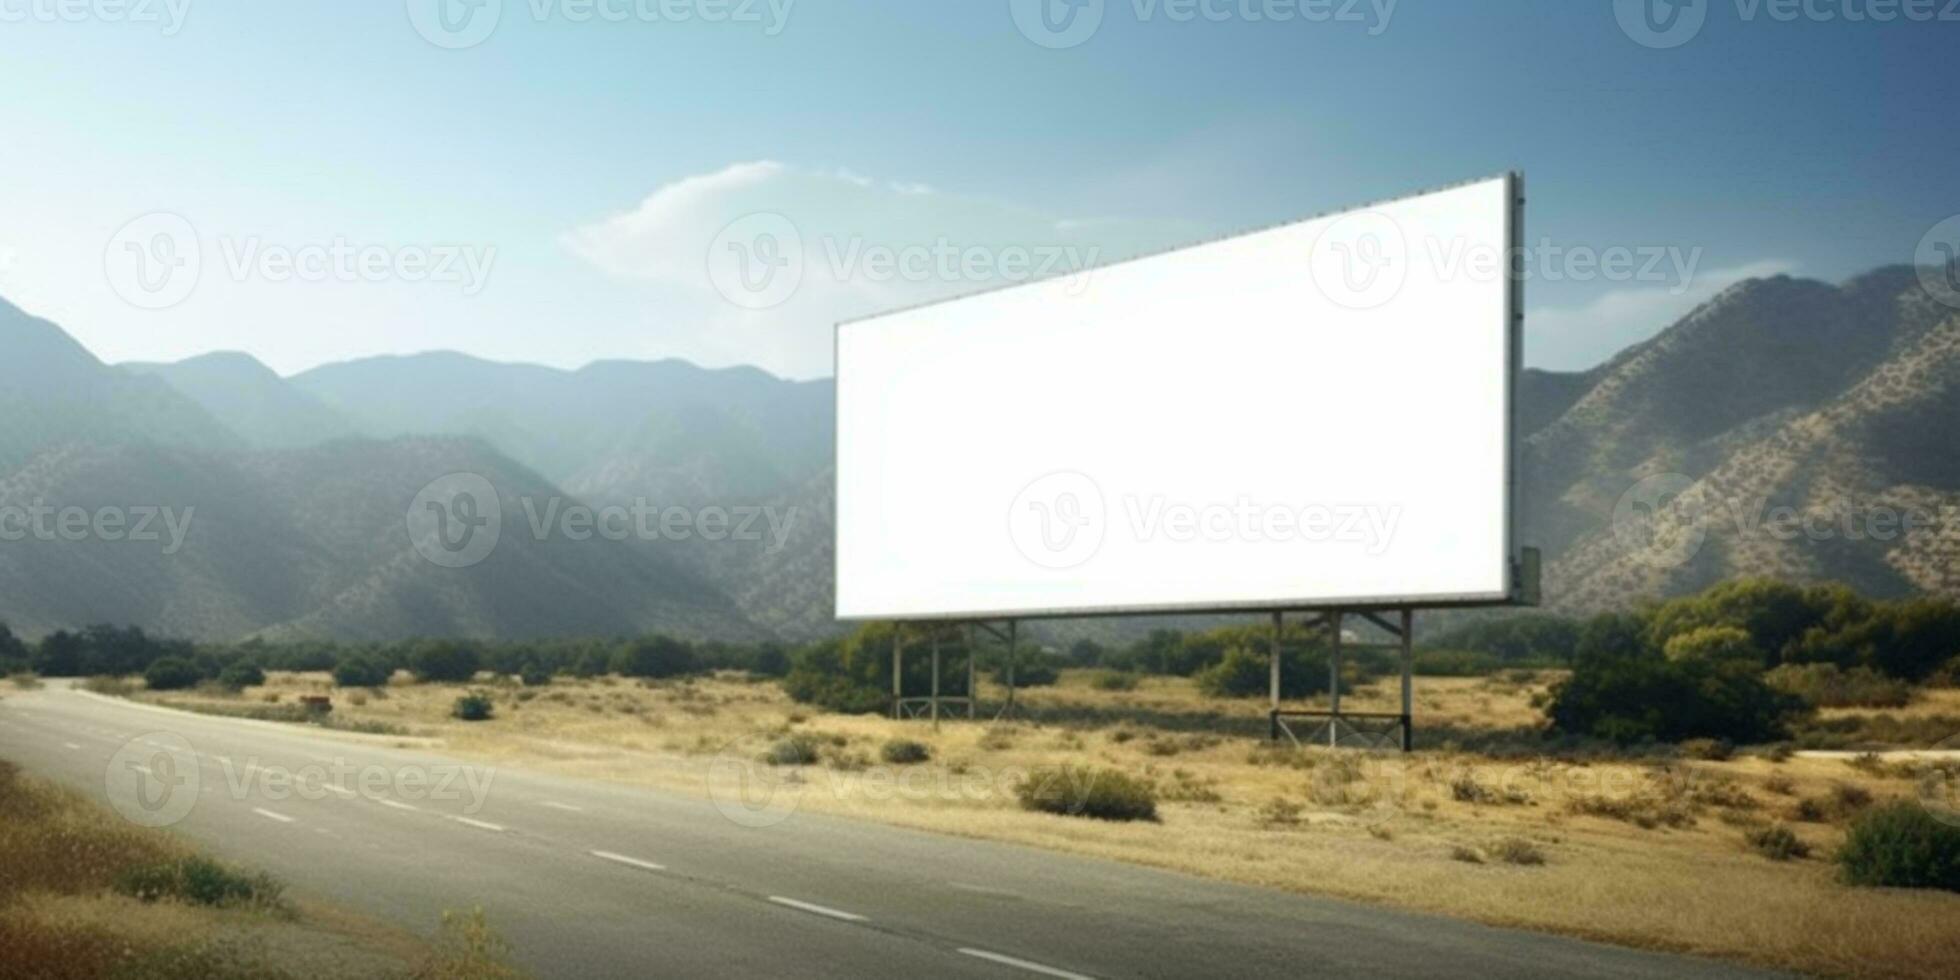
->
<box><xmin>0</xmin><ymin>684</ymin><xmax>1780</xmax><ymax>979</ymax></box>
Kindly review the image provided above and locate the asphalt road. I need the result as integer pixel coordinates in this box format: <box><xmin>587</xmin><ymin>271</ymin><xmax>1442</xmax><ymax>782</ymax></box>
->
<box><xmin>0</xmin><ymin>684</ymin><xmax>1781</xmax><ymax>980</ymax></box>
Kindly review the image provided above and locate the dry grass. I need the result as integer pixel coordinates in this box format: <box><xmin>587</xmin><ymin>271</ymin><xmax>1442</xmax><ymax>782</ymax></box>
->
<box><xmin>141</xmin><ymin>670</ymin><xmax>1960</xmax><ymax>980</ymax></box>
<box><xmin>0</xmin><ymin>758</ymin><xmax>468</xmax><ymax>979</ymax></box>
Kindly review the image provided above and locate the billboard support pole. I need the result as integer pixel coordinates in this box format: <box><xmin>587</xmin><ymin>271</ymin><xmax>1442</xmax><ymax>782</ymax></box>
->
<box><xmin>891</xmin><ymin>624</ymin><xmax>904</xmax><ymax>720</ymax></box>
<box><xmin>1268</xmin><ymin>611</ymin><xmax>1282</xmax><ymax>740</ymax></box>
<box><xmin>965</xmin><ymin>625</ymin><xmax>977</xmax><ymax>720</ymax></box>
<box><xmin>1327</xmin><ymin>613</ymin><xmax>1343</xmax><ymax>748</ymax></box>
<box><xmin>1004</xmin><ymin>620</ymin><xmax>1017</xmax><ymax>718</ymax></box>
<box><xmin>1400</xmin><ymin>609</ymin><xmax>1415</xmax><ymax>752</ymax></box>
<box><xmin>930</xmin><ymin>631</ymin><xmax>941</xmax><ymax>728</ymax></box>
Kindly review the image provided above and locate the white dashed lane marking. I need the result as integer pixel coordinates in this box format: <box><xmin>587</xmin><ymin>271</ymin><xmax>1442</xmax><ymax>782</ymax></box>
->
<box><xmin>958</xmin><ymin>949</ymin><xmax>1096</xmax><ymax>980</ymax></box>
<box><xmin>590</xmin><ymin>850</ymin><xmax>665</xmax><ymax>872</ymax></box>
<box><xmin>767</xmin><ymin>896</ymin><xmax>867</xmax><ymax>923</ymax></box>
<box><xmin>452</xmin><ymin>816</ymin><xmax>505</xmax><ymax>832</ymax></box>
<box><xmin>541</xmin><ymin>801</ymin><xmax>583</xmax><ymax>812</ymax></box>
<box><xmin>252</xmin><ymin>808</ymin><xmax>296</xmax><ymax>824</ymax></box>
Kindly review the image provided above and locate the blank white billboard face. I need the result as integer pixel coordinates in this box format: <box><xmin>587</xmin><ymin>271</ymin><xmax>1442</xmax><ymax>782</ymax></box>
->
<box><xmin>835</xmin><ymin>175</ymin><xmax>1519</xmax><ymax>620</ymax></box>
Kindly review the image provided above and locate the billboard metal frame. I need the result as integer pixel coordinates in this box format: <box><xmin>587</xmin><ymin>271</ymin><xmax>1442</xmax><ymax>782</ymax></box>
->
<box><xmin>834</xmin><ymin>173</ymin><xmax>1534</xmax><ymax>748</ymax></box>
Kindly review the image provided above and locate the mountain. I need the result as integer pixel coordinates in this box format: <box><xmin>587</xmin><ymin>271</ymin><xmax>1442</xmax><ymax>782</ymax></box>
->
<box><xmin>124</xmin><ymin>352</ymin><xmax>356</xmax><ymax>450</ymax></box>
<box><xmin>288</xmin><ymin>353</ymin><xmax>833</xmax><ymax>505</ymax></box>
<box><xmin>0</xmin><ymin>298</ymin><xmax>241</xmax><ymax>473</ymax></box>
<box><xmin>0</xmin><ymin>300</ymin><xmax>762</xmax><ymax>642</ymax></box>
<box><xmin>1525</xmin><ymin>266</ymin><xmax>1960</xmax><ymax>612</ymax></box>
<box><xmin>0</xmin><ymin>435</ymin><xmax>760</xmax><ymax>643</ymax></box>
<box><xmin>5</xmin><ymin>263</ymin><xmax>1954</xmax><ymax>644</ymax></box>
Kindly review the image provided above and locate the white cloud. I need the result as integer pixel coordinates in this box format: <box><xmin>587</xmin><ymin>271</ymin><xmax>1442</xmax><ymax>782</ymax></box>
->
<box><xmin>1526</xmin><ymin>259</ymin><xmax>1798</xmax><ymax>371</ymax></box>
<box><xmin>563</xmin><ymin>162</ymin><xmax>1191</xmax><ymax>378</ymax></box>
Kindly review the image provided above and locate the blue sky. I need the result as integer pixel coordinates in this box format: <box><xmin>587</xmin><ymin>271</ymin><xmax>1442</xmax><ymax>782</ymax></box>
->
<box><xmin>0</xmin><ymin>0</ymin><xmax>1954</xmax><ymax>378</ymax></box>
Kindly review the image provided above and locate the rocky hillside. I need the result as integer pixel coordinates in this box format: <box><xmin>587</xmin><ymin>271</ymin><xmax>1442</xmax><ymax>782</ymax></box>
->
<box><xmin>1526</xmin><ymin>267</ymin><xmax>1960</xmax><ymax>612</ymax></box>
<box><xmin>3</xmin><ymin>265</ymin><xmax>1952</xmax><ymax>642</ymax></box>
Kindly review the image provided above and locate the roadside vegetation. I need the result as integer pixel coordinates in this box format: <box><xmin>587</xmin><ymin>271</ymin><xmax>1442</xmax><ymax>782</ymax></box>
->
<box><xmin>0</xmin><ymin>758</ymin><xmax>524</xmax><ymax>979</ymax></box>
<box><xmin>12</xmin><ymin>576</ymin><xmax>1960</xmax><ymax>978</ymax></box>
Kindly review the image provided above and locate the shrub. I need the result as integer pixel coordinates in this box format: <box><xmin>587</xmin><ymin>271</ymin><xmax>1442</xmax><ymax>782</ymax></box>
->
<box><xmin>1836</xmin><ymin>801</ymin><xmax>1960</xmax><ymax>891</ymax></box>
<box><xmin>114</xmin><ymin>856</ymin><xmax>284</xmax><ymax>909</ymax></box>
<box><xmin>142</xmin><ymin>656</ymin><xmax>202</xmax><ymax>692</ymax></box>
<box><xmin>750</xmin><ymin>643</ymin><xmax>792</xmax><ymax>678</ymax></box>
<box><xmin>8</xmin><ymin>671</ymin><xmax>42</xmax><ymax>690</ymax></box>
<box><xmin>997</xmin><ymin>656</ymin><xmax>1060</xmax><ymax>687</ymax></box>
<box><xmin>879</xmin><ymin>738</ymin><xmax>932</xmax><ymax>764</ymax></box>
<box><xmin>1679</xmin><ymin>738</ymin><xmax>1734</xmax><ymax>761</ymax></box>
<box><xmin>518</xmin><ymin>661</ymin><xmax>551</xmax><ymax>687</ymax></box>
<box><xmin>1764</xmin><ymin>663</ymin><xmax>1912</xmax><ymax>709</ymax></box>
<box><xmin>1491</xmin><ymin>838</ymin><xmax>1547</xmax><ymax>866</ymax></box>
<box><xmin>610</xmin><ymin>636</ymin><xmax>696</xmax><ymax>679</ymax></box>
<box><xmin>570</xmin><ymin>647</ymin><xmax>612</xmax><ymax>678</ymax></box>
<box><xmin>1411</xmin><ymin>649</ymin><xmax>1506</xmax><ymax>677</ymax></box>
<box><xmin>412</xmin><ymin>641</ymin><xmax>481</xmax><ymax>683</ymax></box>
<box><xmin>82</xmin><ymin>675</ymin><xmax>138</xmax><ymax>697</ymax></box>
<box><xmin>1258</xmin><ymin>797</ymin><xmax>1305</xmax><ymax>826</ymax></box>
<box><xmin>451</xmin><ymin>692</ymin><xmax>495</xmax><ymax>722</ymax></box>
<box><xmin>333</xmin><ymin>655</ymin><xmax>390</xmax><ymax>688</ymax></box>
<box><xmin>1090</xmin><ymin>670</ymin><xmax>1140</xmax><ymax>691</ymax></box>
<box><xmin>765</xmin><ymin>735</ymin><xmax>820</xmax><ymax>766</ymax></box>
<box><xmin>216</xmin><ymin>661</ymin><xmax>265</xmax><ymax>692</ymax></box>
<box><xmin>1745</xmin><ymin>824</ymin><xmax>1810</xmax><ymax>861</ymax></box>
<box><xmin>781</xmin><ymin>670</ymin><xmax>890</xmax><ymax>714</ymax></box>
<box><xmin>1661</xmin><ymin>625</ymin><xmax>1765</xmax><ymax>668</ymax></box>
<box><xmin>414</xmin><ymin>906</ymin><xmax>525</xmax><ymax>980</ymax></box>
<box><xmin>1014</xmin><ymin>765</ymin><xmax>1158</xmax><ymax>822</ymax></box>
<box><xmin>1547</xmin><ymin>646</ymin><xmax>1804</xmax><ymax>744</ymax></box>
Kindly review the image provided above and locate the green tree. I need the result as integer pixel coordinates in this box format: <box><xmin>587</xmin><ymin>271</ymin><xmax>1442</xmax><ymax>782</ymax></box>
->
<box><xmin>409</xmin><ymin>641</ymin><xmax>481</xmax><ymax>683</ymax></box>
<box><xmin>216</xmin><ymin>661</ymin><xmax>266</xmax><ymax>691</ymax></box>
<box><xmin>32</xmin><ymin>630</ymin><xmax>84</xmax><ymax>677</ymax></box>
<box><xmin>609</xmin><ymin>635</ymin><xmax>696</xmax><ymax>679</ymax></box>
<box><xmin>1662</xmin><ymin>625</ymin><xmax>1764</xmax><ymax>667</ymax></box>
<box><xmin>143</xmin><ymin>657</ymin><xmax>202</xmax><ymax>692</ymax></box>
<box><xmin>333</xmin><ymin>655</ymin><xmax>390</xmax><ymax>688</ymax></box>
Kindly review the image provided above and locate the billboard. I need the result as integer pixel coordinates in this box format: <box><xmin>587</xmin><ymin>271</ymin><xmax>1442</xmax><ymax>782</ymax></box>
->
<box><xmin>835</xmin><ymin>174</ymin><xmax>1522</xmax><ymax>621</ymax></box>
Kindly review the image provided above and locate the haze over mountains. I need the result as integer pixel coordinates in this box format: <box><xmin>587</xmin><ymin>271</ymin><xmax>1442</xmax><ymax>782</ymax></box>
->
<box><xmin>1</xmin><ymin>266</ymin><xmax>1954</xmax><ymax>643</ymax></box>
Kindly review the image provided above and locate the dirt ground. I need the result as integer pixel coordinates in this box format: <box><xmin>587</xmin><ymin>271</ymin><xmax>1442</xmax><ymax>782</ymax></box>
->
<box><xmin>143</xmin><ymin>670</ymin><xmax>1960</xmax><ymax>980</ymax></box>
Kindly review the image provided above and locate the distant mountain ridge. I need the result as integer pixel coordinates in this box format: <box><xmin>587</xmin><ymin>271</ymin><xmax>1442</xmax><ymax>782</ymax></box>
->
<box><xmin>1</xmin><ymin>264</ymin><xmax>1954</xmax><ymax>642</ymax></box>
